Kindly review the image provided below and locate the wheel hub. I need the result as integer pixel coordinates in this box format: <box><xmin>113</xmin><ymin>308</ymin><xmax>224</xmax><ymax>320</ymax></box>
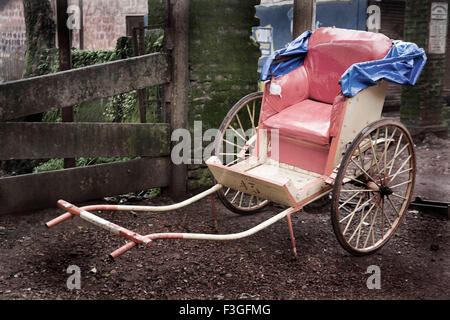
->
<box><xmin>379</xmin><ymin>185</ymin><xmax>393</xmax><ymax>197</ymax></box>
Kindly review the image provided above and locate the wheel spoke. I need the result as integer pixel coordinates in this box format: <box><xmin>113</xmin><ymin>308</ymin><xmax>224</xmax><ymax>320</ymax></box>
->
<box><xmin>383</xmin><ymin>126</ymin><xmax>389</xmax><ymax>177</ymax></box>
<box><xmin>252</xmin><ymin>101</ymin><xmax>256</xmax><ymax>125</ymax></box>
<box><xmin>381</xmin><ymin>200</ymin><xmax>393</xmax><ymax>227</ymax></box>
<box><xmin>368</xmin><ymin>132</ymin><xmax>382</xmax><ymax>175</ymax></box>
<box><xmin>351</xmin><ymin>158</ymin><xmax>379</xmax><ymax>186</ymax></box>
<box><xmin>223</xmin><ymin>138</ymin><xmax>240</xmax><ymax>148</ymax></box>
<box><xmin>389</xmin><ymin>155</ymin><xmax>412</xmax><ymax>184</ymax></box>
<box><xmin>363</xmin><ymin>206</ymin><xmax>379</xmax><ymax>249</ymax></box>
<box><xmin>358</xmin><ymin>145</ymin><xmax>364</xmax><ymax>171</ymax></box>
<box><xmin>231</xmin><ymin>191</ymin><xmax>240</xmax><ymax>204</ymax></box>
<box><xmin>349</xmin><ymin>202</ymin><xmax>376</xmax><ymax>244</ymax></box>
<box><xmin>355</xmin><ymin>202</ymin><xmax>366</xmax><ymax>248</ymax></box>
<box><xmin>235</xmin><ymin>113</ymin><xmax>246</xmax><ymax>139</ymax></box>
<box><xmin>389</xmin><ymin>179</ymin><xmax>413</xmax><ymax>189</ymax></box>
<box><xmin>387</xmin><ymin>142</ymin><xmax>408</xmax><ymax>176</ymax></box>
<box><xmin>248</xmin><ymin>195</ymin><xmax>254</xmax><ymax>208</ymax></box>
<box><xmin>387</xmin><ymin>196</ymin><xmax>401</xmax><ymax>218</ymax></box>
<box><xmin>339</xmin><ymin>190</ymin><xmax>364</xmax><ymax>209</ymax></box>
<box><xmin>391</xmin><ymin>192</ymin><xmax>407</xmax><ymax>200</ymax></box>
<box><xmin>215</xmin><ymin>93</ymin><xmax>269</xmax><ymax>214</ymax></box>
<box><xmin>343</xmin><ymin>175</ymin><xmax>366</xmax><ymax>185</ymax></box>
<box><xmin>239</xmin><ymin>191</ymin><xmax>244</xmax><ymax>207</ymax></box>
<box><xmin>246</xmin><ymin>104</ymin><xmax>257</xmax><ymax>137</ymax></box>
<box><xmin>228</xmin><ymin>124</ymin><xmax>247</xmax><ymax>143</ymax></box>
<box><xmin>391</xmin><ymin>167</ymin><xmax>413</xmax><ymax>178</ymax></box>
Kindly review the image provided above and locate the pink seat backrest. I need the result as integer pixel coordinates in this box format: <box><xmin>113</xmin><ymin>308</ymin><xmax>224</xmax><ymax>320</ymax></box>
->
<box><xmin>260</xmin><ymin>65</ymin><xmax>309</xmax><ymax>122</ymax></box>
<box><xmin>259</xmin><ymin>28</ymin><xmax>393</xmax><ymax>124</ymax></box>
<box><xmin>304</xmin><ymin>28</ymin><xmax>393</xmax><ymax>104</ymax></box>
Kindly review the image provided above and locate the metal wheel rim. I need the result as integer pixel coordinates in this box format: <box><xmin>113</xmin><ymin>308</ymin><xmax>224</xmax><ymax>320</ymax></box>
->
<box><xmin>214</xmin><ymin>92</ymin><xmax>270</xmax><ymax>214</ymax></box>
<box><xmin>331</xmin><ymin>120</ymin><xmax>416</xmax><ymax>255</ymax></box>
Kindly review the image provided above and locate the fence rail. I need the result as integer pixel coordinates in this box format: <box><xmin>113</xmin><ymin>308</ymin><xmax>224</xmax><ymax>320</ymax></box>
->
<box><xmin>0</xmin><ymin>157</ymin><xmax>170</xmax><ymax>215</ymax></box>
<box><xmin>0</xmin><ymin>0</ymin><xmax>190</xmax><ymax>215</ymax></box>
<box><xmin>0</xmin><ymin>122</ymin><xmax>170</xmax><ymax>160</ymax></box>
<box><xmin>0</xmin><ymin>53</ymin><xmax>170</xmax><ymax>121</ymax></box>
<box><xmin>0</xmin><ymin>52</ymin><xmax>173</xmax><ymax>214</ymax></box>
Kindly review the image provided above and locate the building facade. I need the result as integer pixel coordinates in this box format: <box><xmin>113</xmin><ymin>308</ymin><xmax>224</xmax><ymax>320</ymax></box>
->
<box><xmin>63</xmin><ymin>0</ymin><xmax>148</xmax><ymax>50</ymax></box>
<box><xmin>0</xmin><ymin>0</ymin><xmax>26</xmax><ymax>81</ymax></box>
<box><xmin>0</xmin><ymin>0</ymin><xmax>148</xmax><ymax>81</ymax></box>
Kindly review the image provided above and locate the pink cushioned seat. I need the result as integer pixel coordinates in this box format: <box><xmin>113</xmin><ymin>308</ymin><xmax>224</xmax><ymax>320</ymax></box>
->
<box><xmin>263</xmin><ymin>99</ymin><xmax>332</xmax><ymax>145</ymax></box>
<box><xmin>258</xmin><ymin>27</ymin><xmax>393</xmax><ymax>173</ymax></box>
<box><xmin>260</xmin><ymin>28</ymin><xmax>393</xmax><ymax>146</ymax></box>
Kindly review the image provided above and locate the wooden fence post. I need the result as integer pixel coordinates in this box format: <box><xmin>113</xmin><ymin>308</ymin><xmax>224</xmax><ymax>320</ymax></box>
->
<box><xmin>166</xmin><ymin>0</ymin><xmax>190</xmax><ymax>200</ymax></box>
<box><xmin>56</xmin><ymin>0</ymin><xmax>76</xmax><ymax>168</ymax></box>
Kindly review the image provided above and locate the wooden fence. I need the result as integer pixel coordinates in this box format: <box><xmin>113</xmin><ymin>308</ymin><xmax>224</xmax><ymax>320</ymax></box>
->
<box><xmin>0</xmin><ymin>53</ymin><xmax>171</xmax><ymax>215</ymax></box>
<box><xmin>0</xmin><ymin>0</ymin><xmax>190</xmax><ymax>215</ymax></box>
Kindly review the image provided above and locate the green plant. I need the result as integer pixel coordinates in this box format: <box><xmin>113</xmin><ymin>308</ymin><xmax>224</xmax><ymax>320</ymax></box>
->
<box><xmin>30</xmin><ymin>35</ymin><xmax>164</xmax><ymax>175</ymax></box>
<box><xmin>33</xmin><ymin>157</ymin><xmax>137</xmax><ymax>173</ymax></box>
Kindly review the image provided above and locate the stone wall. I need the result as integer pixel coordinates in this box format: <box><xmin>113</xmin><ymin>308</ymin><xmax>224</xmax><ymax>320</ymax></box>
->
<box><xmin>187</xmin><ymin>0</ymin><xmax>260</xmax><ymax>189</ymax></box>
<box><xmin>0</xmin><ymin>0</ymin><xmax>26</xmax><ymax>81</ymax></box>
<box><xmin>148</xmin><ymin>0</ymin><xmax>261</xmax><ymax>190</ymax></box>
<box><xmin>400</xmin><ymin>0</ymin><xmax>448</xmax><ymax>134</ymax></box>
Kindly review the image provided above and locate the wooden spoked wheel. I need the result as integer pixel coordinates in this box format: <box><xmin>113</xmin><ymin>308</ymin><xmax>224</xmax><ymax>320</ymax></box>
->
<box><xmin>331</xmin><ymin>119</ymin><xmax>416</xmax><ymax>255</ymax></box>
<box><xmin>214</xmin><ymin>92</ymin><xmax>270</xmax><ymax>215</ymax></box>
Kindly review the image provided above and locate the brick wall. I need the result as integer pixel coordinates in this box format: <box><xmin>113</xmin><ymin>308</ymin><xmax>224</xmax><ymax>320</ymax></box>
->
<box><xmin>52</xmin><ymin>0</ymin><xmax>148</xmax><ymax>50</ymax></box>
<box><xmin>68</xmin><ymin>0</ymin><xmax>148</xmax><ymax>50</ymax></box>
<box><xmin>0</xmin><ymin>0</ymin><xmax>149</xmax><ymax>81</ymax></box>
<box><xmin>0</xmin><ymin>0</ymin><xmax>26</xmax><ymax>81</ymax></box>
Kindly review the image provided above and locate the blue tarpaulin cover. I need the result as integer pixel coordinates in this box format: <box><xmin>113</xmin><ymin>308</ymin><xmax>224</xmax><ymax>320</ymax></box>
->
<box><xmin>340</xmin><ymin>40</ymin><xmax>427</xmax><ymax>97</ymax></box>
<box><xmin>260</xmin><ymin>30</ymin><xmax>311</xmax><ymax>82</ymax></box>
<box><xmin>260</xmin><ymin>32</ymin><xmax>427</xmax><ymax>98</ymax></box>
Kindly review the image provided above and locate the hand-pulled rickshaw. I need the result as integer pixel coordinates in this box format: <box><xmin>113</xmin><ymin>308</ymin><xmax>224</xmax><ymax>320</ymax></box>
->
<box><xmin>46</xmin><ymin>28</ymin><xmax>427</xmax><ymax>259</ymax></box>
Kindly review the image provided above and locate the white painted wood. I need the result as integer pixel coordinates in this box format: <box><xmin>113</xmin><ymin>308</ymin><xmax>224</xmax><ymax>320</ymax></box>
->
<box><xmin>333</xmin><ymin>81</ymin><xmax>388</xmax><ymax>167</ymax></box>
<box><xmin>116</xmin><ymin>184</ymin><xmax>223</xmax><ymax>212</ymax></box>
<box><xmin>79</xmin><ymin>210</ymin><xmax>120</xmax><ymax>235</ymax></box>
<box><xmin>182</xmin><ymin>207</ymin><xmax>296</xmax><ymax>240</ymax></box>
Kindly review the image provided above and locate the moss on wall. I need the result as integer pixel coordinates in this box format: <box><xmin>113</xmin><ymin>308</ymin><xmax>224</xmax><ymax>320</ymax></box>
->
<box><xmin>188</xmin><ymin>0</ymin><xmax>260</xmax><ymax>188</ymax></box>
<box><xmin>400</xmin><ymin>0</ymin><xmax>447</xmax><ymax>128</ymax></box>
<box><xmin>23</xmin><ymin>0</ymin><xmax>56</xmax><ymax>78</ymax></box>
<box><xmin>188</xmin><ymin>0</ymin><xmax>260</xmax><ymax>130</ymax></box>
<box><xmin>148</xmin><ymin>0</ymin><xmax>261</xmax><ymax>188</ymax></box>
<box><xmin>149</xmin><ymin>0</ymin><xmax>261</xmax><ymax>189</ymax></box>
<box><xmin>147</xmin><ymin>0</ymin><xmax>166</xmax><ymax>25</ymax></box>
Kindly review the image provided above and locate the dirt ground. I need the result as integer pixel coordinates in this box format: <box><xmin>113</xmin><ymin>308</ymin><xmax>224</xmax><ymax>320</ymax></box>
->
<box><xmin>0</xmin><ymin>133</ymin><xmax>448</xmax><ymax>300</ymax></box>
